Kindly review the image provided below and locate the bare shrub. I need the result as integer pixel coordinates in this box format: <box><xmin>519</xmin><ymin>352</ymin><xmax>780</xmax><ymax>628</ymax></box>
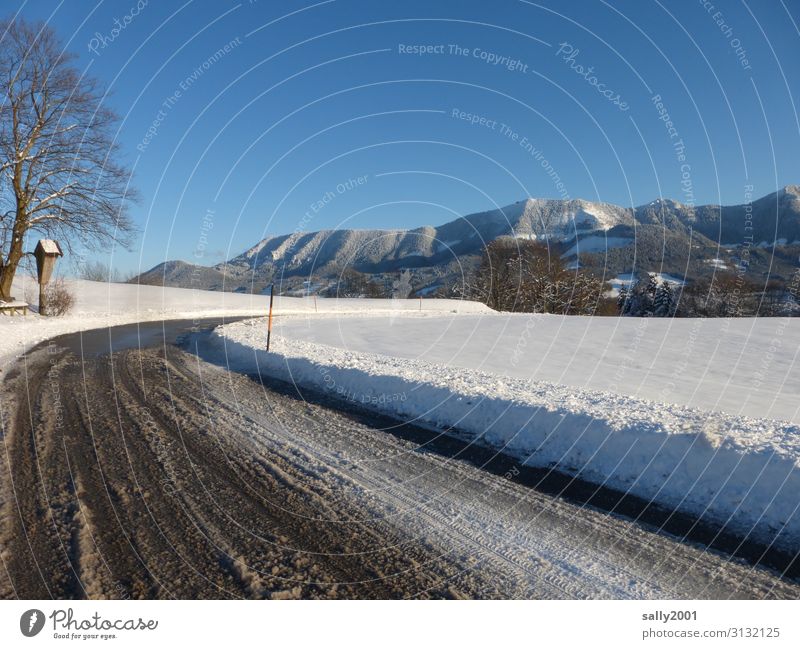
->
<box><xmin>42</xmin><ymin>278</ymin><xmax>75</xmax><ymax>316</ymax></box>
<box><xmin>76</xmin><ymin>260</ymin><xmax>131</xmax><ymax>283</ymax></box>
<box><xmin>78</xmin><ymin>260</ymin><xmax>114</xmax><ymax>282</ymax></box>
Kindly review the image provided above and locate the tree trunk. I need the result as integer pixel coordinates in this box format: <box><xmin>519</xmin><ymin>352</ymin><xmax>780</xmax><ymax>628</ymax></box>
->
<box><xmin>0</xmin><ymin>225</ymin><xmax>25</xmax><ymax>301</ymax></box>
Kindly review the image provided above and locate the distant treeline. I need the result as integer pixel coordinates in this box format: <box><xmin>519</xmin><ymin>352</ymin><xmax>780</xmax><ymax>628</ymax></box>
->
<box><xmin>459</xmin><ymin>239</ymin><xmax>800</xmax><ymax>317</ymax></box>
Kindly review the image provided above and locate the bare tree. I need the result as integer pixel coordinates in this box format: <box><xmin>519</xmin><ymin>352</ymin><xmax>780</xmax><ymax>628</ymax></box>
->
<box><xmin>465</xmin><ymin>238</ymin><xmax>527</xmax><ymax>311</ymax></box>
<box><xmin>328</xmin><ymin>267</ymin><xmax>386</xmax><ymax>298</ymax></box>
<box><xmin>0</xmin><ymin>17</ymin><xmax>135</xmax><ymax>300</ymax></box>
<box><xmin>76</xmin><ymin>259</ymin><xmax>124</xmax><ymax>282</ymax></box>
<box><xmin>466</xmin><ymin>238</ymin><xmax>607</xmax><ymax>315</ymax></box>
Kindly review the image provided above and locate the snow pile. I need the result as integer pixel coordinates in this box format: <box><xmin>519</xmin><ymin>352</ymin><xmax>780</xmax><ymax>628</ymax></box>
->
<box><xmin>215</xmin><ymin>316</ymin><xmax>800</xmax><ymax>547</ymax></box>
<box><xmin>263</xmin><ymin>313</ymin><xmax>800</xmax><ymax>424</ymax></box>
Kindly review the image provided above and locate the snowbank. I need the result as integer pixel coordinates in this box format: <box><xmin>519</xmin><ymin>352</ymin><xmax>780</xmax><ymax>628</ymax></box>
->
<box><xmin>268</xmin><ymin>313</ymin><xmax>800</xmax><ymax>424</ymax></box>
<box><xmin>214</xmin><ymin>317</ymin><xmax>800</xmax><ymax>548</ymax></box>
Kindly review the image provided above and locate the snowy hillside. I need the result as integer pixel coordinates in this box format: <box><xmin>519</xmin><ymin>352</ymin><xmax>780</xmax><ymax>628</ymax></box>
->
<box><xmin>215</xmin><ymin>310</ymin><xmax>800</xmax><ymax>548</ymax></box>
<box><xmin>516</xmin><ymin>198</ymin><xmax>632</xmax><ymax>239</ymax></box>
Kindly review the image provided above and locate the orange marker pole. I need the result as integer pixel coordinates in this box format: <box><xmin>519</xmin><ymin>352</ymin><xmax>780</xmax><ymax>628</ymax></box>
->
<box><xmin>266</xmin><ymin>283</ymin><xmax>275</xmax><ymax>352</ymax></box>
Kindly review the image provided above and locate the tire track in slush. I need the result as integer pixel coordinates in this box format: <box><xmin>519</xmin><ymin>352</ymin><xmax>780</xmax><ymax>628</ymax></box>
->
<box><xmin>181</xmin><ymin>339</ymin><xmax>798</xmax><ymax>598</ymax></box>
<box><xmin>178</xmin><ymin>354</ymin><xmax>777</xmax><ymax>599</ymax></box>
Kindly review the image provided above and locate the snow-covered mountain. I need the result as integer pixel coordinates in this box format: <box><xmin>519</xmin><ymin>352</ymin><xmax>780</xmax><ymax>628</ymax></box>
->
<box><xmin>133</xmin><ymin>186</ymin><xmax>800</xmax><ymax>293</ymax></box>
<box><xmin>219</xmin><ymin>197</ymin><xmax>633</xmax><ymax>274</ymax></box>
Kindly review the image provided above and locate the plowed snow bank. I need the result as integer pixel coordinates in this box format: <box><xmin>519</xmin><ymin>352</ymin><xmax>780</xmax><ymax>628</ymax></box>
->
<box><xmin>215</xmin><ymin>317</ymin><xmax>800</xmax><ymax>549</ymax></box>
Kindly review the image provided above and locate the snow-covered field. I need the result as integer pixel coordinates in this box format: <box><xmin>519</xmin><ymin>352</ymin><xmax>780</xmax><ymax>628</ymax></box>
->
<box><xmin>263</xmin><ymin>313</ymin><xmax>798</xmax><ymax>423</ymax></box>
<box><xmin>215</xmin><ymin>309</ymin><xmax>800</xmax><ymax>548</ymax></box>
<box><xmin>0</xmin><ymin>276</ymin><xmax>490</xmax><ymax>368</ymax></box>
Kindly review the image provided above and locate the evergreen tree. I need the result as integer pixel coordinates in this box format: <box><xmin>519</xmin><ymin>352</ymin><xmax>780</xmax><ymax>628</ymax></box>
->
<box><xmin>654</xmin><ymin>281</ymin><xmax>674</xmax><ymax>317</ymax></box>
<box><xmin>646</xmin><ymin>273</ymin><xmax>659</xmax><ymax>298</ymax></box>
<box><xmin>619</xmin><ymin>274</ymin><xmax>659</xmax><ymax>316</ymax></box>
<box><xmin>617</xmin><ymin>285</ymin><xmax>628</xmax><ymax>315</ymax></box>
<box><xmin>642</xmin><ymin>274</ymin><xmax>658</xmax><ymax>316</ymax></box>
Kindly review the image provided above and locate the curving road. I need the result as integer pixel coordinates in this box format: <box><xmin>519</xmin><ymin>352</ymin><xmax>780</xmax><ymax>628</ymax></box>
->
<box><xmin>0</xmin><ymin>320</ymin><xmax>798</xmax><ymax>599</ymax></box>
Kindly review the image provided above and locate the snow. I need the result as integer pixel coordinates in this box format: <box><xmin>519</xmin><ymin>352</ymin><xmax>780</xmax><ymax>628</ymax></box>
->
<box><xmin>0</xmin><ymin>275</ymin><xmax>490</xmax><ymax>369</ymax></box>
<box><xmin>242</xmin><ymin>237</ymin><xmax>274</xmax><ymax>259</ymax></box>
<box><xmin>35</xmin><ymin>239</ymin><xmax>63</xmax><ymax>255</ymax></box>
<box><xmin>215</xmin><ymin>310</ymin><xmax>800</xmax><ymax>547</ymax></box>
<box><xmin>0</xmin><ymin>277</ymin><xmax>259</xmax><ymax>368</ymax></box>
<box><xmin>575</xmin><ymin>201</ymin><xmax>621</xmax><ymax>231</ymax></box>
<box><xmin>606</xmin><ymin>273</ymin><xmax>685</xmax><ymax>297</ymax></box>
<box><xmin>706</xmin><ymin>258</ymin><xmax>729</xmax><ymax>269</ymax></box>
<box><xmin>649</xmin><ymin>198</ymin><xmax>682</xmax><ymax>208</ymax></box>
<box><xmin>245</xmin><ymin>312</ymin><xmax>798</xmax><ymax>422</ymax></box>
<box><xmin>562</xmin><ymin>236</ymin><xmax>632</xmax><ymax>258</ymax></box>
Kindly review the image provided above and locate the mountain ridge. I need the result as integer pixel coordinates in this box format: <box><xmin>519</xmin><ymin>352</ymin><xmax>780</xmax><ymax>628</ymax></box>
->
<box><xmin>132</xmin><ymin>186</ymin><xmax>800</xmax><ymax>294</ymax></box>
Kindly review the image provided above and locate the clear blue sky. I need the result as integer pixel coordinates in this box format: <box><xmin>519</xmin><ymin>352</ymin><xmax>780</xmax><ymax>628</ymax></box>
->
<box><xmin>9</xmin><ymin>0</ymin><xmax>800</xmax><ymax>274</ymax></box>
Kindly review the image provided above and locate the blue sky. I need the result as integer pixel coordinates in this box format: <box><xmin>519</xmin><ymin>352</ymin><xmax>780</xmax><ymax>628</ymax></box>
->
<box><xmin>9</xmin><ymin>0</ymin><xmax>800</xmax><ymax>274</ymax></box>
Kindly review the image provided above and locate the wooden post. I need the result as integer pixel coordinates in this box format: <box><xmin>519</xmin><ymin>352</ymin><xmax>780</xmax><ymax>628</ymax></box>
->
<box><xmin>266</xmin><ymin>283</ymin><xmax>275</xmax><ymax>352</ymax></box>
<box><xmin>39</xmin><ymin>284</ymin><xmax>47</xmax><ymax>316</ymax></box>
<box><xmin>419</xmin><ymin>296</ymin><xmax>422</xmax><ymax>311</ymax></box>
<box><xmin>313</xmin><ymin>295</ymin><xmax>317</xmax><ymax>313</ymax></box>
